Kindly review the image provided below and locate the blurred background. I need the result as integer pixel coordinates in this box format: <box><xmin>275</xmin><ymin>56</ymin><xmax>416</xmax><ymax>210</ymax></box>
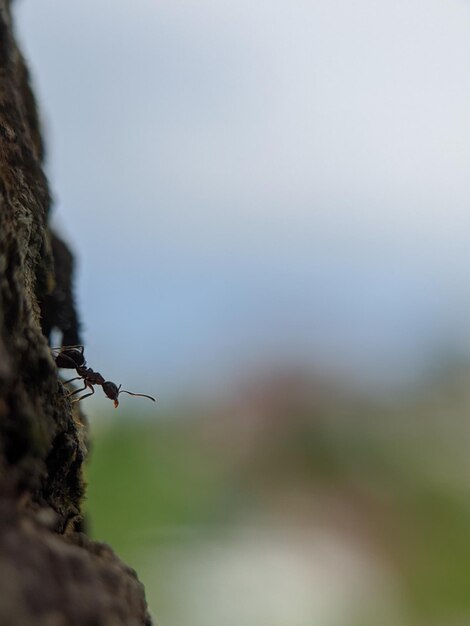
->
<box><xmin>14</xmin><ymin>0</ymin><xmax>470</xmax><ymax>623</ymax></box>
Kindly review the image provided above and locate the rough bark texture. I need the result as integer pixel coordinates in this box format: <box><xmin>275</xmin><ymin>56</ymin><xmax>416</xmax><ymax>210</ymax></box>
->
<box><xmin>0</xmin><ymin>2</ymin><xmax>152</xmax><ymax>624</ymax></box>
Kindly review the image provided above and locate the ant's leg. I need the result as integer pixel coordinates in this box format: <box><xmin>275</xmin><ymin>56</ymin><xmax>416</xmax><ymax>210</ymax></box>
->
<box><xmin>62</xmin><ymin>345</ymin><xmax>84</xmax><ymax>357</ymax></box>
<box><xmin>55</xmin><ymin>353</ymin><xmax>81</xmax><ymax>369</ymax></box>
<box><xmin>51</xmin><ymin>345</ymin><xmax>84</xmax><ymax>352</ymax></box>
<box><xmin>68</xmin><ymin>345</ymin><xmax>85</xmax><ymax>355</ymax></box>
<box><xmin>63</xmin><ymin>375</ymin><xmax>82</xmax><ymax>385</ymax></box>
<box><xmin>73</xmin><ymin>386</ymin><xmax>96</xmax><ymax>403</ymax></box>
<box><xmin>67</xmin><ymin>380</ymin><xmax>88</xmax><ymax>397</ymax></box>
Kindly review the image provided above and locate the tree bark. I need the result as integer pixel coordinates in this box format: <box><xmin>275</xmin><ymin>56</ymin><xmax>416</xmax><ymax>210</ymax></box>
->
<box><xmin>0</xmin><ymin>2</ymin><xmax>152</xmax><ymax>624</ymax></box>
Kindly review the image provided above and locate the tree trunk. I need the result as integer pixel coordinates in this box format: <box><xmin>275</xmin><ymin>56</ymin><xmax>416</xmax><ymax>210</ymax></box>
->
<box><xmin>0</xmin><ymin>2</ymin><xmax>152</xmax><ymax>624</ymax></box>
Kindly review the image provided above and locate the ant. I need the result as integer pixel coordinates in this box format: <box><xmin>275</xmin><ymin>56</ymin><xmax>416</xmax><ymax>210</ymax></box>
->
<box><xmin>51</xmin><ymin>345</ymin><xmax>156</xmax><ymax>408</ymax></box>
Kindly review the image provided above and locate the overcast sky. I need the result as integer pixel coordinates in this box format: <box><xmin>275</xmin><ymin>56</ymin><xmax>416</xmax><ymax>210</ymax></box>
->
<box><xmin>13</xmin><ymin>0</ymin><xmax>470</xmax><ymax>402</ymax></box>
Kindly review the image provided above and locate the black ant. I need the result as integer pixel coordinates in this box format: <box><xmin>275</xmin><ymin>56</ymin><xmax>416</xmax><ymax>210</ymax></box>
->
<box><xmin>51</xmin><ymin>345</ymin><xmax>156</xmax><ymax>408</ymax></box>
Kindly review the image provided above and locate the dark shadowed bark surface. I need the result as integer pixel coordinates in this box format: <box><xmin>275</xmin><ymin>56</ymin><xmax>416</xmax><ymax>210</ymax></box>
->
<box><xmin>0</xmin><ymin>2</ymin><xmax>152</xmax><ymax>624</ymax></box>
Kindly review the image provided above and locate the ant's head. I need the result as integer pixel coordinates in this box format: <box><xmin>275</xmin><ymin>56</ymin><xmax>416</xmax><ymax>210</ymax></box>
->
<box><xmin>102</xmin><ymin>381</ymin><xmax>121</xmax><ymax>408</ymax></box>
<box><xmin>102</xmin><ymin>381</ymin><xmax>156</xmax><ymax>409</ymax></box>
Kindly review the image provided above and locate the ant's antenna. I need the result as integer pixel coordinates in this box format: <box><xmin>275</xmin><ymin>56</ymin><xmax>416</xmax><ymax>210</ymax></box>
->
<box><xmin>119</xmin><ymin>390</ymin><xmax>156</xmax><ymax>402</ymax></box>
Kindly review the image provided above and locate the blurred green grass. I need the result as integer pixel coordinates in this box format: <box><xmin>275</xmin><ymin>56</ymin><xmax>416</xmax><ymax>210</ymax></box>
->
<box><xmin>85</xmin><ymin>383</ymin><xmax>470</xmax><ymax>625</ymax></box>
<box><xmin>86</xmin><ymin>416</ymin><xmax>233</xmax><ymax>553</ymax></box>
